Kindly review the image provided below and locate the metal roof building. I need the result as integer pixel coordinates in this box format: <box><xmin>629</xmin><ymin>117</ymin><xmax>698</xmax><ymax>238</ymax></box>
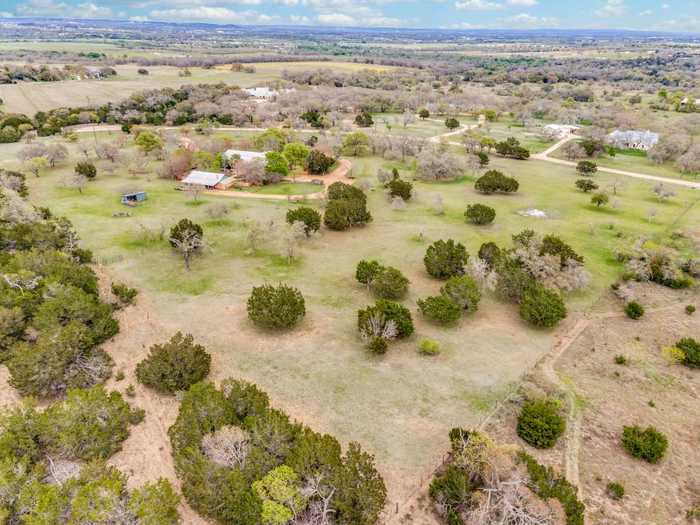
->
<box><xmin>181</xmin><ymin>170</ymin><xmax>227</xmax><ymax>188</ymax></box>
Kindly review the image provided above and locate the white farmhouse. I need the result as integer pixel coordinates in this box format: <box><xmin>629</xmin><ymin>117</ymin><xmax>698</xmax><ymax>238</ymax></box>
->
<box><xmin>223</xmin><ymin>149</ymin><xmax>268</xmax><ymax>163</ymax></box>
<box><xmin>607</xmin><ymin>130</ymin><xmax>659</xmax><ymax>151</ymax></box>
<box><xmin>543</xmin><ymin>124</ymin><xmax>580</xmax><ymax>140</ymax></box>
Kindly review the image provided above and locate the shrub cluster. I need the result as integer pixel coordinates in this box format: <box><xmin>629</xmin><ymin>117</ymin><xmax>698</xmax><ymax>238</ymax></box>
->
<box><xmin>0</xmin><ymin>386</ymin><xmax>178</xmax><ymax>522</ymax></box>
<box><xmin>474</xmin><ymin>170</ymin><xmax>519</xmax><ymax>194</ymax></box>
<box><xmin>305</xmin><ymin>149</ymin><xmax>335</xmax><ymax>174</ymax></box>
<box><xmin>385</xmin><ymin>171</ymin><xmax>413</xmax><ymax>201</ymax></box>
<box><xmin>354</xmin><ymin>260</ymin><xmax>409</xmax><ymax>300</ymax></box>
<box><xmin>424</xmin><ymin>239</ymin><xmax>468</xmax><ymax>279</ymax></box>
<box><xmin>417</xmin><ymin>295</ymin><xmax>462</xmax><ymax>325</ymax></box>
<box><xmin>516</xmin><ymin>398</ymin><xmax>566</xmax><ymax>449</ymax></box>
<box><xmin>136</xmin><ymin>332</ymin><xmax>211</xmax><ymax>393</ymax></box>
<box><xmin>1</xmin><ymin>246</ymin><xmax>119</xmax><ymax>397</ymax></box>
<box><xmin>324</xmin><ymin>182</ymin><xmax>372</xmax><ymax>231</ymax></box>
<box><xmin>247</xmin><ymin>284</ymin><xmax>306</xmax><ymax>330</ymax></box>
<box><xmin>111</xmin><ymin>281</ymin><xmax>138</xmax><ymax>306</ymax></box>
<box><xmin>169</xmin><ymin>380</ymin><xmax>386</xmax><ymax>525</ymax></box>
<box><xmin>518</xmin><ymin>452</ymin><xmax>585</xmax><ymax>525</ymax></box>
<box><xmin>464</xmin><ymin>203</ymin><xmax>496</xmax><ymax>225</ymax></box>
<box><xmin>621</xmin><ymin>425</ymin><xmax>668</xmax><ymax>463</ymax></box>
<box><xmin>286</xmin><ymin>206</ymin><xmax>321</xmax><ymax>236</ymax></box>
<box><xmin>495</xmin><ymin>137</ymin><xmax>530</xmax><ymax>160</ymax></box>
<box><xmin>625</xmin><ymin>301</ymin><xmax>645</xmax><ymax>319</ymax></box>
<box><xmin>676</xmin><ymin>337</ymin><xmax>700</xmax><ymax>368</ymax></box>
<box><xmin>358</xmin><ymin>299</ymin><xmax>415</xmax><ymax>347</ymax></box>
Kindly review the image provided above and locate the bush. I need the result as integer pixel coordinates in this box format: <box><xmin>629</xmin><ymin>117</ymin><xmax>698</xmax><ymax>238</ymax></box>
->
<box><xmin>286</xmin><ymin>207</ymin><xmax>321</xmax><ymax>236</ymax></box>
<box><xmin>606</xmin><ymin>482</ymin><xmax>625</xmax><ymax>500</ymax></box>
<box><xmin>495</xmin><ymin>138</ymin><xmax>530</xmax><ymax>160</ymax></box>
<box><xmin>370</xmin><ymin>266</ymin><xmax>409</xmax><ymax>300</ymax></box>
<box><xmin>305</xmin><ymin>150</ymin><xmax>335</xmax><ymax>174</ymax></box>
<box><xmin>575</xmin><ymin>179</ymin><xmax>598</xmax><ymax>192</ymax></box>
<box><xmin>686</xmin><ymin>304</ymin><xmax>696</xmax><ymax>315</ymax></box>
<box><xmin>444</xmin><ymin>117</ymin><xmax>460</xmax><ymax>130</ymax></box>
<box><xmin>355</xmin><ymin>111</ymin><xmax>374</xmax><ymax>127</ymax></box>
<box><xmin>474</xmin><ymin>170</ymin><xmax>519</xmax><ymax>194</ymax></box>
<box><xmin>418</xmin><ymin>296</ymin><xmax>461</xmax><ymax>325</ymax></box>
<box><xmin>324</xmin><ymin>182</ymin><xmax>371</xmax><ymax>231</ymax></box>
<box><xmin>386</xmin><ymin>178</ymin><xmax>413</xmax><ymax>201</ymax></box>
<box><xmin>429</xmin><ymin>465</ymin><xmax>471</xmax><ymax>516</ymax></box>
<box><xmin>424</xmin><ymin>239</ymin><xmax>468</xmax><ymax>279</ymax></box>
<box><xmin>464</xmin><ymin>203</ymin><xmax>495</xmax><ymax>225</ymax></box>
<box><xmin>676</xmin><ymin>337</ymin><xmax>700</xmax><ymax>368</ymax></box>
<box><xmin>75</xmin><ymin>161</ymin><xmax>97</xmax><ymax>180</ymax></box>
<box><xmin>8</xmin><ymin>322</ymin><xmax>113</xmax><ymax>398</ymax></box>
<box><xmin>356</xmin><ymin>260</ymin><xmax>384</xmax><ymax>286</ymax></box>
<box><xmin>591</xmin><ymin>192</ymin><xmax>609</xmax><ymax>208</ymax></box>
<box><xmin>358</xmin><ymin>300</ymin><xmax>414</xmax><ymax>339</ymax></box>
<box><xmin>576</xmin><ymin>160</ymin><xmax>597</xmax><ymax>176</ymax></box>
<box><xmin>614</xmin><ymin>354</ymin><xmax>628</xmax><ymax>365</ymax></box>
<box><xmin>519</xmin><ymin>285</ymin><xmax>567</xmax><ymax>328</ymax></box>
<box><xmin>247</xmin><ymin>284</ymin><xmax>306</xmax><ymax>330</ymax></box>
<box><xmin>518</xmin><ymin>452</ymin><xmax>585</xmax><ymax>525</ymax></box>
<box><xmin>418</xmin><ymin>339</ymin><xmax>441</xmax><ymax>356</ymax></box>
<box><xmin>136</xmin><ymin>332</ymin><xmax>211</xmax><ymax>393</ymax></box>
<box><xmin>168</xmin><ymin>380</ymin><xmax>386</xmax><ymax>525</ymax></box>
<box><xmin>43</xmin><ymin>386</ymin><xmax>140</xmax><ymax>461</ymax></box>
<box><xmin>621</xmin><ymin>425</ymin><xmax>668</xmax><ymax>463</ymax></box>
<box><xmin>440</xmin><ymin>275</ymin><xmax>481</xmax><ymax>312</ymax></box>
<box><xmin>516</xmin><ymin>399</ymin><xmax>565</xmax><ymax>449</ymax></box>
<box><xmin>625</xmin><ymin>301</ymin><xmax>644</xmax><ymax>320</ymax></box>
<box><xmin>111</xmin><ymin>282</ymin><xmax>138</xmax><ymax>306</ymax></box>
<box><xmin>478</xmin><ymin>242</ymin><xmax>502</xmax><ymax>267</ymax></box>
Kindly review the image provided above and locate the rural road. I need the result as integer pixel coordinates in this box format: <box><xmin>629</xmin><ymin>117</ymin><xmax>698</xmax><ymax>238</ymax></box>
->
<box><xmin>532</xmin><ymin>134</ymin><xmax>700</xmax><ymax>189</ymax></box>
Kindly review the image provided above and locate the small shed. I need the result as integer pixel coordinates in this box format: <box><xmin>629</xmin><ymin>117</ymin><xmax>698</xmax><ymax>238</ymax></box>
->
<box><xmin>121</xmin><ymin>191</ymin><xmax>147</xmax><ymax>205</ymax></box>
<box><xmin>608</xmin><ymin>130</ymin><xmax>659</xmax><ymax>151</ymax></box>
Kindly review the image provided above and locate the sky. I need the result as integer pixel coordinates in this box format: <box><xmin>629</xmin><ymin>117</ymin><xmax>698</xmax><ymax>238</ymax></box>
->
<box><xmin>1</xmin><ymin>0</ymin><xmax>699</xmax><ymax>33</ymax></box>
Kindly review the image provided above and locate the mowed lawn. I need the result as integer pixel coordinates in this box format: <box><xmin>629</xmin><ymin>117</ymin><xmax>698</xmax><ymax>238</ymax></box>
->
<box><xmin>11</xmin><ymin>139</ymin><xmax>700</xmax><ymax>505</ymax></box>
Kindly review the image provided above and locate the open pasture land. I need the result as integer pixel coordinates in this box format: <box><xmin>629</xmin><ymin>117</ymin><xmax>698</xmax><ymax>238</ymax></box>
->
<box><xmin>6</xmin><ymin>131</ymin><xmax>698</xmax><ymax>509</ymax></box>
<box><xmin>0</xmin><ymin>60</ymin><xmax>400</xmax><ymax>114</ymax></box>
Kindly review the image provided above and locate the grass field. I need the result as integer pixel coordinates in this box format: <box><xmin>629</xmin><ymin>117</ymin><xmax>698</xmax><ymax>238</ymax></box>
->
<box><xmin>3</xmin><ymin>131</ymin><xmax>698</xmax><ymax>509</ymax></box>
<box><xmin>0</xmin><ymin>61</ymin><xmax>399</xmax><ymax>114</ymax></box>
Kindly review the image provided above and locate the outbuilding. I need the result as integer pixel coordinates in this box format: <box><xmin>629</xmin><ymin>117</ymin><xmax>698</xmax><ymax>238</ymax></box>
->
<box><xmin>181</xmin><ymin>170</ymin><xmax>227</xmax><ymax>189</ymax></box>
<box><xmin>120</xmin><ymin>191</ymin><xmax>147</xmax><ymax>205</ymax></box>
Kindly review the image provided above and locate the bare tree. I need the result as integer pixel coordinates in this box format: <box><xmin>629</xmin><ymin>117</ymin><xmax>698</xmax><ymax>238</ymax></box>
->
<box><xmin>170</xmin><ymin>229</ymin><xmax>204</xmax><ymax>270</ymax></box>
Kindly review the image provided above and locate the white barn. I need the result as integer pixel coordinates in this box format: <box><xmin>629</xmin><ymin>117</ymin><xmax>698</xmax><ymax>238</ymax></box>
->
<box><xmin>607</xmin><ymin>130</ymin><xmax>659</xmax><ymax>151</ymax></box>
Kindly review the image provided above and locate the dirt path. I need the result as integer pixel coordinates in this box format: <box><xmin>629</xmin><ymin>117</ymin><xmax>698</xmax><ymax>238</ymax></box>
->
<box><xmin>203</xmin><ymin>158</ymin><xmax>353</xmax><ymax>201</ymax></box>
<box><xmin>538</xmin><ymin>317</ymin><xmax>592</xmax><ymax>487</ymax></box>
<box><xmin>531</xmin><ymin>135</ymin><xmax>700</xmax><ymax>189</ymax></box>
<box><xmin>427</xmin><ymin>123</ymin><xmax>477</xmax><ymax>144</ymax></box>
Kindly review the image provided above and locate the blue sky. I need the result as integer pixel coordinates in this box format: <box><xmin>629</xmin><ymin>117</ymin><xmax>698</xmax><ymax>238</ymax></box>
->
<box><xmin>1</xmin><ymin>0</ymin><xmax>699</xmax><ymax>32</ymax></box>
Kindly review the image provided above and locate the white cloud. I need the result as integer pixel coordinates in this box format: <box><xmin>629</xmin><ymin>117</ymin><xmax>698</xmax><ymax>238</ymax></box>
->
<box><xmin>317</xmin><ymin>13</ymin><xmax>355</xmax><ymax>25</ymax></box>
<box><xmin>149</xmin><ymin>6</ymin><xmax>264</xmax><ymax>23</ymax></box>
<box><xmin>0</xmin><ymin>12</ymin><xmax>15</xmax><ymax>18</ymax></box>
<box><xmin>16</xmin><ymin>0</ymin><xmax>113</xmax><ymax>18</ymax></box>
<box><xmin>639</xmin><ymin>9</ymin><xmax>652</xmax><ymax>15</ymax></box>
<box><xmin>596</xmin><ymin>0</ymin><xmax>625</xmax><ymax>17</ymax></box>
<box><xmin>507</xmin><ymin>0</ymin><xmax>538</xmax><ymax>6</ymax></box>
<box><xmin>661</xmin><ymin>3</ymin><xmax>670</xmax><ymax>8</ymax></box>
<box><xmin>455</xmin><ymin>0</ymin><xmax>503</xmax><ymax>11</ymax></box>
<box><xmin>502</xmin><ymin>13</ymin><xmax>558</xmax><ymax>27</ymax></box>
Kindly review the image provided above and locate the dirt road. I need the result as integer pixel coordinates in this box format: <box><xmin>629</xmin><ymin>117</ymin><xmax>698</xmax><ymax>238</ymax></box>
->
<box><xmin>532</xmin><ymin>135</ymin><xmax>700</xmax><ymax>189</ymax></box>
